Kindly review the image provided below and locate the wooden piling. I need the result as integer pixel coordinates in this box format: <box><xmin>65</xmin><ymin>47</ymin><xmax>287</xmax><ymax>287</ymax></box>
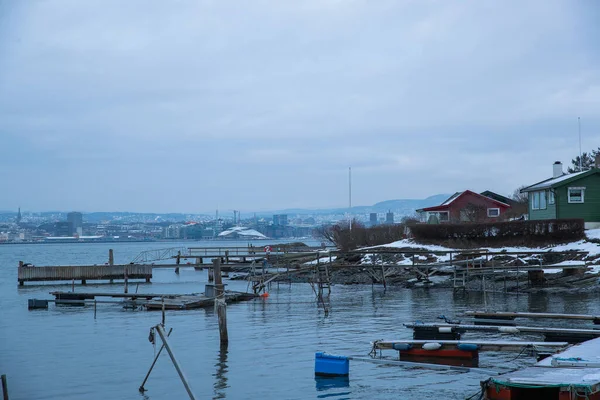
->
<box><xmin>528</xmin><ymin>270</ymin><xmax>545</xmax><ymax>287</ymax></box>
<box><xmin>217</xmin><ymin>300</ymin><xmax>229</xmax><ymax>348</ymax></box>
<box><xmin>124</xmin><ymin>267</ymin><xmax>129</xmax><ymax>294</ymax></box>
<box><xmin>2</xmin><ymin>374</ymin><xmax>8</xmax><ymax>400</ymax></box>
<box><xmin>208</xmin><ymin>268</ymin><xmax>214</xmax><ymax>282</ymax></box>
<box><xmin>212</xmin><ymin>258</ymin><xmax>228</xmax><ymax>348</ymax></box>
<box><xmin>175</xmin><ymin>251</ymin><xmax>181</xmax><ymax>274</ymax></box>
<box><xmin>17</xmin><ymin>261</ymin><xmax>24</xmax><ymax>287</ymax></box>
<box><xmin>108</xmin><ymin>249</ymin><xmax>114</xmax><ymax>266</ymax></box>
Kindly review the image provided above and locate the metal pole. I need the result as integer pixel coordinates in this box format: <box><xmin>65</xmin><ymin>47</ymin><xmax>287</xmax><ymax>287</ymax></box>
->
<box><xmin>154</xmin><ymin>324</ymin><xmax>197</xmax><ymax>400</ymax></box>
<box><xmin>139</xmin><ymin>328</ymin><xmax>173</xmax><ymax>392</ymax></box>
<box><xmin>349</xmin><ymin>166</ymin><xmax>352</xmax><ymax>231</ymax></box>
<box><xmin>579</xmin><ymin>116</ymin><xmax>582</xmax><ymax>171</ymax></box>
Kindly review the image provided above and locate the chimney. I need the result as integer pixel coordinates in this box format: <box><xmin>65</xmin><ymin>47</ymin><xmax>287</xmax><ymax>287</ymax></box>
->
<box><xmin>553</xmin><ymin>161</ymin><xmax>563</xmax><ymax>178</ymax></box>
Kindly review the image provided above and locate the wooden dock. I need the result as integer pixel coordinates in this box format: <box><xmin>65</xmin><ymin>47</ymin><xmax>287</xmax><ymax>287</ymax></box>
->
<box><xmin>484</xmin><ymin>337</ymin><xmax>600</xmax><ymax>399</ymax></box>
<box><xmin>46</xmin><ymin>290</ymin><xmax>258</xmax><ymax>310</ymax></box>
<box><xmin>405</xmin><ymin>322</ymin><xmax>600</xmax><ymax>343</ymax></box>
<box><xmin>18</xmin><ymin>263</ymin><xmax>152</xmax><ymax>286</ymax></box>
<box><xmin>374</xmin><ymin>339</ymin><xmax>569</xmax><ymax>353</ymax></box>
<box><xmin>466</xmin><ymin>310</ymin><xmax>600</xmax><ymax>323</ymax></box>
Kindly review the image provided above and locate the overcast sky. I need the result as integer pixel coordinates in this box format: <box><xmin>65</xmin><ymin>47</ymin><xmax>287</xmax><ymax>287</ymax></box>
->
<box><xmin>1</xmin><ymin>1</ymin><xmax>599</xmax><ymax>213</ymax></box>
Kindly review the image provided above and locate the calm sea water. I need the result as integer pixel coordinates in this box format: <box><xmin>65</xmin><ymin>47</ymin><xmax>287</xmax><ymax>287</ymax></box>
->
<box><xmin>1</xmin><ymin>241</ymin><xmax>599</xmax><ymax>400</ymax></box>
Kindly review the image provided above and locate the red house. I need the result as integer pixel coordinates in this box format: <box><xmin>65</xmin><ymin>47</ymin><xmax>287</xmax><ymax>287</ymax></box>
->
<box><xmin>416</xmin><ymin>190</ymin><xmax>512</xmax><ymax>223</ymax></box>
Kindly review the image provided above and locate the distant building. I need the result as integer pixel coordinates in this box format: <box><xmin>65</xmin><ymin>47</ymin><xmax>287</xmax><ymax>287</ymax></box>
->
<box><xmin>218</xmin><ymin>227</ymin><xmax>268</xmax><ymax>240</ymax></box>
<box><xmin>67</xmin><ymin>212</ymin><xmax>83</xmax><ymax>236</ymax></box>
<box><xmin>273</xmin><ymin>214</ymin><xmax>288</xmax><ymax>226</ymax></box>
<box><xmin>163</xmin><ymin>224</ymin><xmax>182</xmax><ymax>239</ymax></box>
<box><xmin>386</xmin><ymin>211</ymin><xmax>394</xmax><ymax>225</ymax></box>
<box><xmin>54</xmin><ymin>221</ymin><xmax>71</xmax><ymax>237</ymax></box>
<box><xmin>16</xmin><ymin>207</ymin><xmax>22</xmax><ymax>224</ymax></box>
<box><xmin>369</xmin><ymin>213</ymin><xmax>378</xmax><ymax>226</ymax></box>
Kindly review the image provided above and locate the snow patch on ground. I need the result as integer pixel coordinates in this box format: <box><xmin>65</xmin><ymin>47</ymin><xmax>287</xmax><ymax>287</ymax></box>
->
<box><xmin>372</xmin><ymin>238</ymin><xmax>600</xmax><ymax>257</ymax></box>
<box><xmin>304</xmin><ymin>256</ymin><xmax>337</xmax><ymax>265</ymax></box>
<box><xmin>586</xmin><ymin>229</ymin><xmax>600</xmax><ymax>241</ymax></box>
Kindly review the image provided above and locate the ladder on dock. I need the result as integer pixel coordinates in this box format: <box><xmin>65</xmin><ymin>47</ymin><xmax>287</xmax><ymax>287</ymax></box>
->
<box><xmin>453</xmin><ymin>266</ymin><xmax>467</xmax><ymax>291</ymax></box>
<box><xmin>310</xmin><ymin>263</ymin><xmax>331</xmax><ymax>315</ymax></box>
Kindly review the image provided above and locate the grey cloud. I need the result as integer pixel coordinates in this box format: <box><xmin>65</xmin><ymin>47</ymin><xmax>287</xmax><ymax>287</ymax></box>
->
<box><xmin>0</xmin><ymin>0</ymin><xmax>599</xmax><ymax>212</ymax></box>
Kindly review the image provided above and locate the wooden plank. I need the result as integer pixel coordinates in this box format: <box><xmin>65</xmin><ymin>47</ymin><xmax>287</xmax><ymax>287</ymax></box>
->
<box><xmin>465</xmin><ymin>311</ymin><xmax>600</xmax><ymax>321</ymax></box>
<box><xmin>375</xmin><ymin>340</ymin><xmax>568</xmax><ymax>352</ymax></box>
<box><xmin>405</xmin><ymin>323</ymin><xmax>600</xmax><ymax>336</ymax></box>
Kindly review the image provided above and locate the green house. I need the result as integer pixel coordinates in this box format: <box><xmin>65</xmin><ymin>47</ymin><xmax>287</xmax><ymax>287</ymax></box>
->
<box><xmin>521</xmin><ymin>162</ymin><xmax>600</xmax><ymax>228</ymax></box>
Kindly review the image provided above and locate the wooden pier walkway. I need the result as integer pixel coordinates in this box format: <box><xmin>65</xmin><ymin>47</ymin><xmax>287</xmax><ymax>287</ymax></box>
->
<box><xmin>18</xmin><ymin>263</ymin><xmax>152</xmax><ymax>286</ymax></box>
<box><xmin>45</xmin><ymin>290</ymin><xmax>258</xmax><ymax>310</ymax></box>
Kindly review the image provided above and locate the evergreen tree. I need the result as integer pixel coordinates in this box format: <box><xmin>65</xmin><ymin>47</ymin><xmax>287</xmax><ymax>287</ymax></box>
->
<box><xmin>568</xmin><ymin>147</ymin><xmax>600</xmax><ymax>173</ymax></box>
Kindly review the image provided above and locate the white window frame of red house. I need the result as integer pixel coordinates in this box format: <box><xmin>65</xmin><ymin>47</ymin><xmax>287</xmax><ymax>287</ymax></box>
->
<box><xmin>487</xmin><ymin>208</ymin><xmax>500</xmax><ymax>217</ymax></box>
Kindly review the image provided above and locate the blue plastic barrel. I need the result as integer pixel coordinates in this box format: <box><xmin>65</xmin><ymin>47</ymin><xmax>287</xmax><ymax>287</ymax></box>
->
<box><xmin>315</xmin><ymin>352</ymin><xmax>350</xmax><ymax>376</ymax></box>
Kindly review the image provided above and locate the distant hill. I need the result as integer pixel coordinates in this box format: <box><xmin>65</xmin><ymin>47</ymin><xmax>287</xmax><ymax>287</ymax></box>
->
<box><xmin>266</xmin><ymin>194</ymin><xmax>450</xmax><ymax>217</ymax></box>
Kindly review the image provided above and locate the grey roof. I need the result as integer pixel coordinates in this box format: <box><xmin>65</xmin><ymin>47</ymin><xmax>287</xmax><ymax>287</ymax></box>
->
<box><xmin>521</xmin><ymin>170</ymin><xmax>592</xmax><ymax>192</ymax></box>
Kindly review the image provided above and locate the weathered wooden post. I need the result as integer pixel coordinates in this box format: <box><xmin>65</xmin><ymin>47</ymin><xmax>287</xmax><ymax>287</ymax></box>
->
<box><xmin>18</xmin><ymin>261</ymin><xmax>24</xmax><ymax>286</ymax></box>
<box><xmin>381</xmin><ymin>257</ymin><xmax>387</xmax><ymax>289</ymax></box>
<box><xmin>213</xmin><ymin>258</ymin><xmax>229</xmax><ymax>348</ymax></box>
<box><xmin>124</xmin><ymin>267</ymin><xmax>129</xmax><ymax>294</ymax></box>
<box><xmin>528</xmin><ymin>270</ymin><xmax>545</xmax><ymax>287</ymax></box>
<box><xmin>2</xmin><ymin>374</ymin><xmax>8</xmax><ymax>400</ymax></box>
<box><xmin>175</xmin><ymin>251</ymin><xmax>181</xmax><ymax>274</ymax></box>
<box><xmin>108</xmin><ymin>249</ymin><xmax>114</xmax><ymax>266</ymax></box>
<box><xmin>225</xmin><ymin>250</ymin><xmax>229</xmax><ymax>264</ymax></box>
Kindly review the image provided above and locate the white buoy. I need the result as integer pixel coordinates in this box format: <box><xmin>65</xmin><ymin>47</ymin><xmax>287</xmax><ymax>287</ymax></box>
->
<box><xmin>498</xmin><ymin>327</ymin><xmax>520</xmax><ymax>334</ymax></box>
<box><xmin>422</xmin><ymin>342</ymin><xmax>442</xmax><ymax>351</ymax></box>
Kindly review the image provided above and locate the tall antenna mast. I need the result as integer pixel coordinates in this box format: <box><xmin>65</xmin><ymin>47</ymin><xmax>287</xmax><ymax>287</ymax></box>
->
<box><xmin>349</xmin><ymin>166</ymin><xmax>352</xmax><ymax>231</ymax></box>
<box><xmin>578</xmin><ymin>117</ymin><xmax>582</xmax><ymax>171</ymax></box>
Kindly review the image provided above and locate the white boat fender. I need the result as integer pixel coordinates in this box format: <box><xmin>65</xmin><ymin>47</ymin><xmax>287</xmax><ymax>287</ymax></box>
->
<box><xmin>438</xmin><ymin>327</ymin><xmax>453</xmax><ymax>333</ymax></box>
<box><xmin>422</xmin><ymin>342</ymin><xmax>442</xmax><ymax>351</ymax></box>
<box><xmin>498</xmin><ymin>327</ymin><xmax>520</xmax><ymax>334</ymax></box>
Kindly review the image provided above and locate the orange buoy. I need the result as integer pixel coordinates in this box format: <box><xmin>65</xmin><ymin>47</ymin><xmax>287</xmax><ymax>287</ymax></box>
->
<box><xmin>260</xmin><ymin>292</ymin><xmax>269</xmax><ymax>298</ymax></box>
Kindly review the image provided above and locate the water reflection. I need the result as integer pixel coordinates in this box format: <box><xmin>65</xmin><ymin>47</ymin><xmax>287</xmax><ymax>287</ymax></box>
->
<box><xmin>315</xmin><ymin>376</ymin><xmax>350</xmax><ymax>399</ymax></box>
<box><xmin>213</xmin><ymin>347</ymin><xmax>228</xmax><ymax>399</ymax></box>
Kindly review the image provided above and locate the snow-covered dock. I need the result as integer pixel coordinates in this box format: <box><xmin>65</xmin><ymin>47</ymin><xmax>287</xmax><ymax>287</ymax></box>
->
<box><xmin>484</xmin><ymin>337</ymin><xmax>600</xmax><ymax>399</ymax></box>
